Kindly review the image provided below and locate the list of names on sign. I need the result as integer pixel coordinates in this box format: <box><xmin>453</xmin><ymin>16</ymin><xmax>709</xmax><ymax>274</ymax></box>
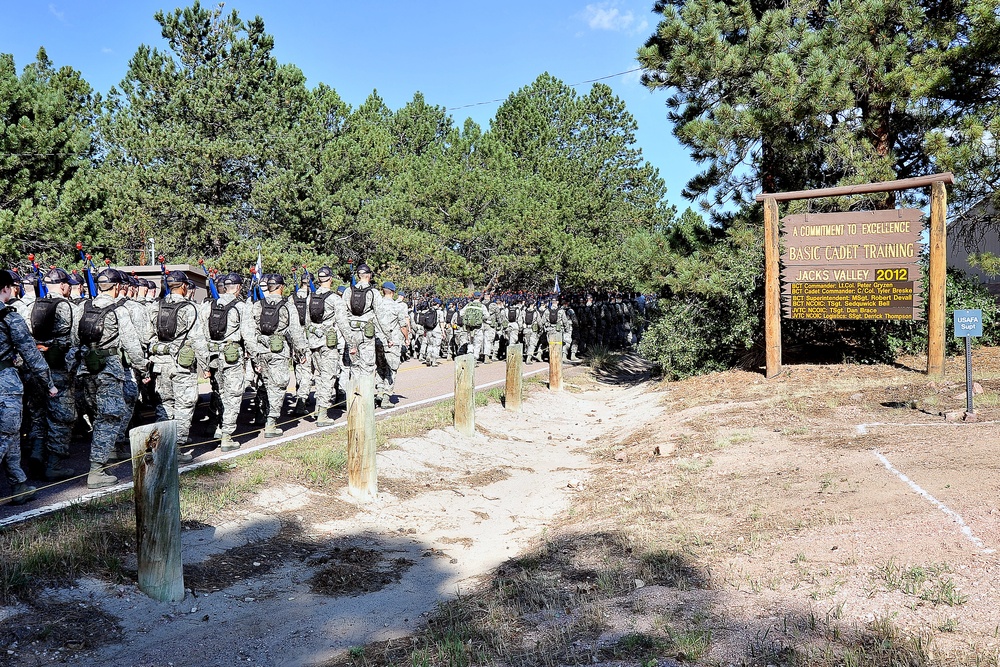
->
<box><xmin>780</xmin><ymin>209</ymin><xmax>924</xmax><ymax>321</ymax></box>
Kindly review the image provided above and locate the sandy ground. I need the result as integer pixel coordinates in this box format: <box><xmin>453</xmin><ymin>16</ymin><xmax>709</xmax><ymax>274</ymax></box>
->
<box><xmin>1</xmin><ymin>373</ymin><xmax>661</xmax><ymax>667</ymax></box>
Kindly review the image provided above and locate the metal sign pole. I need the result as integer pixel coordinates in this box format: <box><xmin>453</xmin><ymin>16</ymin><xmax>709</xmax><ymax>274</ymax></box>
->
<box><xmin>965</xmin><ymin>335</ymin><xmax>974</xmax><ymax>415</ymax></box>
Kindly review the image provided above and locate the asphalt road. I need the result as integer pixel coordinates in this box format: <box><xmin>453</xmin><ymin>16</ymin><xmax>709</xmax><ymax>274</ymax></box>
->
<box><xmin>0</xmin><ymin>354</ymin><xmax>575</xmax><ymax>525</ymax></box>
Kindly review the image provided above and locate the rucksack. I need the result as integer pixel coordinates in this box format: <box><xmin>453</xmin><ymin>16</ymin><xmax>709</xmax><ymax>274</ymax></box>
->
<box><xmin>463</xmin><ymin>305</ymin><xmax>483</xmax><ymax>328</ymax></box>
<box><xmin>349</xmin><ymin>286</ymin><xmax>372</xmax><ymax>317</ymax></box>
<box><xmin>78</xmin><ymin>301</ymin><xmax>122</xmax><ymax>346</ymax></box>
<box><xmin>292</xmin><ymin>293</ymin><xmax>308</xmax><ymax>326</ymax></box>
<box><xmin>422</xmin><ymin>308</ymin><xmax>438</xmax><ymax>329</ymax></box>
<box><xmin>258</xmin><ymin>297</ymin><xmax>288</xmax><ymax>336</ymax></box>
<box><xmin>30</xmin><ymin>298</ymin><xmax>66</xmax><ymax>342</ymax></box>
<box><xmin>508</xmin><ymin>307</ymin><xmax>517</xmax><ymax>323</ymax></box>
<box><xmin>524</xmin><ymin>310</ymin><xmax>535</xmax><ymax>325</ymax></box>
<box><xmin>549</xmin><ymin>309</ymin><xmax>558</xmax><ymax>325</ymax></box>
<box><xmin>156</xmin><ymin>301</ymin><xmax>195</xmax><ymax>342</ymax></box>
<box><xmin>208</xmin><ymin>299</ymin><xmax>241</xmax><ymax>341</ymax></box>
<box><xmin>309</xmin><ymin>291</ymin><xmax>335</xmax><ymax>324</ymax></box>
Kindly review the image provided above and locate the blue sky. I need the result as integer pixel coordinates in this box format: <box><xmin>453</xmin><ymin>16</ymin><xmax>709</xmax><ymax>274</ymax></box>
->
<box><xmin>1</xmin><ymin>0</ymin><xmax>699</xmax><ymax>211</ymax></box>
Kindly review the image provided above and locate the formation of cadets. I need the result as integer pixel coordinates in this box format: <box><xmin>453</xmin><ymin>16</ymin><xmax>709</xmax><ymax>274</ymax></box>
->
<box><xmin>0</xmin><ymin>261</ymin><xmax>650</xmax><ymax>506</ymax></box>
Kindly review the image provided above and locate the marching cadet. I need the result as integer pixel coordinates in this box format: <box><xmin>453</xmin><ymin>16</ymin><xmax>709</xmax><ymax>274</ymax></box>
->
<box><xmin>249</xmin><ymin>274</ymin><xmax>308</xmax><ymax>437</ymax></box>
<box><xmin>522</xmin><ymin>300</ymin><xmax>543</xmax><ymax>363</ymax></box>
<box><xmin>341</xmin><ymin>264</ymin><xmax>391</xmax><ymax>378</ymax></box>
<box><xmin>483</xmin><ymin>295</ymin><xmax>501</xmax><ymax>363</ymax></box>
<box><xmin>503</xmin><ymin>297</ymin><xmax>524</xmax><ymax>357</ymax></box>
<box><xmin>148</xmin><ymin>271</ymin><xmax>207</xmax><ymax>462</ymax></box>
<box><xmin>290</xmin><ymin>272</ymin><xmax>313</xmax><ymax>417</ymax></box>
<box><xmin>76</xmin><ymin>269</ymin><xmax>146</xmax><ymax>488</ymax></box>
<box><xmin>0</xmin><ymin>269</ymin><xmax>56</xmax><ymax>506</ymax></box>
<box><xmin>375</xmin><ymin>281</ymin><xmax>408</xmax><ymax>406</ymax></box>
<box><xmin>301</xmin><ymin>267</ymin><xmax>349</xmax><ymax>425</ymax></box>
<box><xmin>23</xmin><ymin>268</ymin><xmax>78</xmax><ymax>481</ymax></box>
<box><xmin>202</xmin><ymin>273</ymin><xmax>255</xmax><ymax>451</ymax></box>
<box><xmin>460</xmin><ymin>292</ymin><xmax>489</xmax><ymax>363</ymax></box>
<box><xmin>542</xmin><ymin>296</ymin><xmax>574</xmax><ymax>361</ymax></box>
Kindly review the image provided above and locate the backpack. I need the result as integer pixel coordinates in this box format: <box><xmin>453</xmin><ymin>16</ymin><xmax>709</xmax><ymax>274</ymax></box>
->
<box><xmin>78</xmin><ymin>301</ymin><xmax>121</xmax><ymax>346</ymax></box>
<box><xmin>349</xmin><ymin>286</ymin><xmax>372</xmax><ymax>317</ymax></box>
<box><xmin>422</xmin><ymin>308</ymin><xmax>438</xmax><ymax>330</ymax></box>
<box><xmin>30</xmin><ymin>298</ymin><xmax>66</xmax><ymax>342</ymax></box>
<box><xmin>258</xmin><ymin>297</ymin><xmax>288</xmax><ymax>336</ymax></box>
<box><xmin>463</xmin><ymin>305</ymin><xmax>483</xmax><ymax>328</ymax></box>
<box><xmin>508</xmin><ymin>307</ymin><xmax>518</xmax><ymax>323</ymax></box>
<box><xmin>309</xmin><ymin>291</ymin><xmax>335</xmax><ymax>324</ymax></box>
<box><xmin>524</xmin><ymin>309</ymin><xmax>535</xmax><ymax>325</ymax></box>
<box><xmin>549</xmin><ymin>309</ymin><xmax>558</xmax><ymax>325</ymax></box>
<box><xmin>208</xmin><ymin>299</ymin><xmax>241</xmax><ymax>341</ymax></box>
<box><xmin>156</xmin><ymin>301</ymin><xmax>194</xmax><ymax>342</ymax></box>
<box><xmin>292</xmin><ymin>293</ymin><xmax>308</xmax><ymax>326</ymax></box>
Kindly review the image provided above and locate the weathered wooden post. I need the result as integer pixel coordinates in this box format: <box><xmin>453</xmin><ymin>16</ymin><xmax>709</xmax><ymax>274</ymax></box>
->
<box><xmin>763</xmin><ymin>196</ymin><xmax>782</xmax><ymax>379</ymax></box>
<box><xmin>505</xmin><ymin>344</ymin><xmax>523</xmax><ymax>412</ymax></box>
<box><xmin>130</xmin><ymin>420</ymin><xmax>184</xmax><ymax>603</ymax></box>
<box><xmin>927</xmin><ymin>180</ymin><xmax>947</xmax><ymax>376</ymax></box>
<box><xmin>454</xmin><ymin>353</ymin><xmax>475</xmax><ymax>436</ymax></box>
<box><xmin>548</xmin><ymin>333</ymin><xmax>563</xmax><ymax>391</ymax></box>
<box><xmin>346</xmin><ymin>372</ymin><xmax>377</xmax><ymax>501</ymax></box>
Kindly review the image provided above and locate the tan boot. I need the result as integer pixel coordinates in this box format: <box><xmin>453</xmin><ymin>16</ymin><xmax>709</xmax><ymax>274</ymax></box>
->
<box><xmin>87</xmin><ymin>463</ymin><xmax>117</xmax><ymax>489</ymax></box>
<box><xmin>264</xmin><ymin>418</ymin><xmax>283</xmax><ymax>438</ymax></box>
<box><xmin>219</xmin><ymin>436</ymin><xmax>240</xmax><ymax>452</ymax></box>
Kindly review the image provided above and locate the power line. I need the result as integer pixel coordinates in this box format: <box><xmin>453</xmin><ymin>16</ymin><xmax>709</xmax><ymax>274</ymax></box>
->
<box><xmin>446</xmin><ymin>68</ymin><xmax>643</xmax><ymax>111</ymax></box>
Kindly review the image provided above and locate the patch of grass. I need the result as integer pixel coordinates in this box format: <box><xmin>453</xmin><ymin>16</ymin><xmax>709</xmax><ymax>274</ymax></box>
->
<box><xmin>873</xmin><ymin>558</ymin><xmax>966</xmax><ymax>606</ymax></box>
<box><xmin>976</xmin><ymin>391</ymin><xmax>1000</xmax><ymax>408</ymax></box>
<box><xmin>583</xmin><ymin>344</ymin><xmax>621</xmax><ymax>371</ymax></box>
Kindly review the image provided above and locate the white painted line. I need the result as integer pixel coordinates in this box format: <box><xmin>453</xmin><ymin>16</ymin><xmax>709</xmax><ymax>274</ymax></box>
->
<box><xmin>0</xmin><ymin>365</ymin><xmax>552</xmax><ymax>528</ymax></box>
<box><xmin>873</xmin><ymin>449</ymin><xmax>993</xmax><ymax>553</ymax></box>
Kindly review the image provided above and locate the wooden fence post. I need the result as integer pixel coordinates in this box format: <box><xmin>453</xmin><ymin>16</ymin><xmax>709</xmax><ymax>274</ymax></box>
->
<box><xmin>454</xmin><ymin>353</ymin><xmax>475</xmax><ymax>436</ymax></box>
<box><xmin>927</xmin><ymin>180</ymin><xmax>947</xmax><ymax>376</ymax></box>
<box><xmin>548</xmin><ymin>333</ymin><xmax>563</xmax><ymax>391</ymax></box>
<box><xmin>764</xmin><ymin>196</ymin><xmax>782</xmax><ymax>378</ymax></box>
<box><xmin>347</xmin><ymin>372</ymin><xmax>377</xmax><ymax>501</ymax></box>
<box><xmin>505</xmin><ymin>344</ymin><xmax>523</xmax><ymax>412</ymax></box>
<box><xmin>130</xmin><ymin>420</ymin><xmax>184</xmax><ymax>603</ymax></box>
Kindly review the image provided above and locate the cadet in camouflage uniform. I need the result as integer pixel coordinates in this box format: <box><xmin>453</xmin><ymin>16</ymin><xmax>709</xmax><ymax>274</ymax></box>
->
<box><xmin>522</xmin><ymin>300</ymin><xmax>543</xmax><ymax>363</ymax></box>
<box><xmin>421</xmin><ymin>298</ymin><xmax>445</xmax><ymax>366</ymax></box>
<box><xmin>460</xmin><ymin>292</ymin><xmax>489</xmax><ymax>362</ymax></box>
<box><xmin>290</xmin><ymin>273</ymin><xmax>313</xmax><ymax>416</ymax></box>
<box><xmin>248</xmin><ymin>274</ymin><xmax>308</xmax><ymax>437</ymax></box>
<box><xmin>341</xmin><ymin>264</ymin><xmax>391</xmax><ymax>377</ymax></box>
<box><xmin>23</xmin><ymin>269</ymin><xmax>79</xmax><ymax>480</ymax></box>
<box><xmin>148</xmin><ymin>271</ymin><xmax>208</xmax><ymax>461</ymax></box>
<box><xmin>77</xmin><ymin>269</ymin><xmax>146</xmax><ymax>488</ymax></box>
<box><xmin>116</xmin><ymin>273</ymin><xmax>151</xmax><ymax>457</ymax></box>
<box><xmin>302</xmin><ymin>267</ymin><xmax>349</xmax><ymax>425</ymax></box>
<box><xmin>503</xmin><ymin>297</ymin><xmax>524</xmax><ymax>357</ymax></box>
<box><xmin>440</xmin><ymin>301</ymin><xmax>455</xmax><ymax>359</ymax></box>
<box><xmin>0</xmin><ymin>269</ymin><xmax>56</xmax><ymax>505</ymax></box>
<box><xmin>201</xmin><ymin>273</ymin><xmax>255</xmax><ymax>451</ymax></box>
<box><xmin>542</xmin><ymin>296</ymin><xmax>574</xmax><ymax>360</ymax></box>
<box><xmin>483</xmin><ymin>295</ymin><xmax>501</xmax><ymax>363</ymax></box>
<box><xmin>375</xmin><ymin>281</ymin><xmax>408</xmax><ymax>407</ymax></box>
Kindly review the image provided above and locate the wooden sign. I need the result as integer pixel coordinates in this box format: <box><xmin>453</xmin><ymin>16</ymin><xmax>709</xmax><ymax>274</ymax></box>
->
<box><xmin>781</xmin><ymin>209</ymin><xmax>924</xmax><ymax>321</ymax></box>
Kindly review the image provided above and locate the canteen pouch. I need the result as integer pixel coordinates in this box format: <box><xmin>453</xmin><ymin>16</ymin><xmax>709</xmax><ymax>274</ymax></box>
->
<box><xmin>532</xmin><ymin>323</ymin><xmax>539</xmax><ymax>333</ymax></box>
<box><xmin>43</xmin><ymin>344</ymin><xmax>67</xmax><ymax>371</ymax></box>
<box><xmin>177</xmin><ymin>344</ymin><xmax>196</xmax><ymax>369</ymax></box>
<box><xmin>269</xmin><ymin>335</ymin><xmax>285</xmax><ymax>353</ymax></box>
<box><xmin>84</xmin><ymin>349</ymin><xmax>106</xmax><ymax>374</ymax></box>
<box><xmin>223</xmin><ymin>342</ymin><xmax>240</xmax><ymax>364</ymax></box>
<box><xmin>326</xmin><ymin>329</ymin><xmax>338</xmax><ymax>348</ymax></box>
<box><xmin>363</xmin><ymin>321</ymin><xmax>375</xmax><ymax>338</ymax></box>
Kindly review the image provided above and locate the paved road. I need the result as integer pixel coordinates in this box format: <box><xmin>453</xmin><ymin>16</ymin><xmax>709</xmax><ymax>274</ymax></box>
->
<box><xmin>1</xmin><ymin>355</ymin><xmax>578</xmax><ymax>525</ymax></box>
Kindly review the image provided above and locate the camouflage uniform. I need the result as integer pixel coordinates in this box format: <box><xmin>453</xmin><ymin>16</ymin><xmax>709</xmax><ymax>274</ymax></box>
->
<box><xmin>483</xmin><ymin>300</ymin><xmax>501</xmax><ymax>362</ymax></box>
<box><xmin>503</xmin><ymin>302</ymin><xmax>524</xmax><ymax>357</ymax></box>
<box><xmin>148</xmin><ymin>291</ymin><xmax>208</xmax><ymax>447</ymax></box>
<box><xmin>77</xmin><ymin>289</ymin><xmax>146</xmax><ymax>472</ymax></box>
<box><xmin>421</xmin><ymin>302</ymin><xmax>445</xmax><ymax>365</ymax></box>
<box><xmin>201</xmin><ymin>289</ymin><xmax>255</xmax><ymax>443</ymax></box>
<box><xmin>248</xmin><ymin>287</ymin><xmax>307</xmax><ymax>434</ymax></box>
<box><xmin>460</xmin><ymin>297</ymin><xmax>489</xmax><ymax>362</ymax></box>
<box><xmin>522</xmin><ymin>304</ymin><xmax>543</xmax><ymax>362</ymax></box>
<box><xmin>1</xmin><ymin>301</ymin><xmax>54</xmax><ymax>495</ymax></box>
<box><xmin>375</xmin><ymin>287</ymin><xmax>408</xmax><ymax>404</ymax></box>
<box><xmin>342</xmin><ymin>281</ymin><xmax>391</xmax><ymax>377</ymax></box>
<box><xmin>542</xmin><ymin>303</ymin><xmax>573</xmax><ymax>360</ymax></box>
<box><xmin>301</xmin><ymin>285</ymin><xmax>349</xmax><ymax>421</ymax></box>
<box><xmin>24</xmin><ymin>292</ymin><xmax>80</xmax><ymax>474</ymax></box>
<box><xmin>290</xmin><ymin>284</ymin><xmax>313</xmax><ymax>411</ymax></box>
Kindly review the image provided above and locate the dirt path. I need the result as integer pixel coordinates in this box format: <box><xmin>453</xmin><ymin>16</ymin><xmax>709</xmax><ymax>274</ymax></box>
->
<box><xmin>1</xmin><ymin>368</ymin><xmax>663</xmax><ymax>667</ymax></box>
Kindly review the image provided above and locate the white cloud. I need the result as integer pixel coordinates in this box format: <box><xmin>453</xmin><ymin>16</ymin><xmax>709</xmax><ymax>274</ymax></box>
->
<box><xmin>48</xmin><ymin>3</ymin><xmax>66</xmax><ymax>23</ymax></box>
<box><xmin>101</xmin><ymin>47</ymin><xmax>113</xmax><ymax>54</ymax></box>
<box><xmin>580</xmin><ymin>2</ymin><xmax>649</xmax><ymax>35</ymax></box>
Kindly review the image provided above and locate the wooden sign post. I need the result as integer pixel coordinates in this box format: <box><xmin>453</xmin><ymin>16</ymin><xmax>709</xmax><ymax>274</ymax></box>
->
<box><xmin>505</xmin><ymin>344</ymin><xmax>523</xmax><ymax>411</ymax></box>
<box><xmin>130</xmin><ymin>420</ymin><xmax>184</xmax><ymax>603</ymax></box>
<box><xmin>548</xmin><ymin>333</ymin><xmax>563</xmax><ymax>391</ymax></box>
<box><xmin>346</xmin><ymin>372</ymin><xmax>377</xmax><ymax>501</ymax></box>
<box><xmin>756</xmin><ymin>173</ymin><xmax>954</xmax><ymax>378</ymax></box>
<box><xmin>454</xmin><ymin>354</ymin><xmax>475</xmax><ymax>436</ymax></box>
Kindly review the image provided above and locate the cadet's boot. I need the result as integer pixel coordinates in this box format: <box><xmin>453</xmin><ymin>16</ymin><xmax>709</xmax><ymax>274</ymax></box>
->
<box><xmin>177</xmin><ymin>446</ymin><xmax>193</xmax><ymax>463</ymax></box>
<box><xmin>44</xmin><ymin>456</ymin><xmax>75</xmax><ymax>482</ymax></box>
<box><xmin>87</xmin><ymin>463</ymin><xmax>118</xmax><ymax>489</ymax></box>
<box><xmin>219</xmin><ymin>436</ymin><xmax>240</xmax><ymax>452</ymax></box>
<box><xmin>264</xmin><ymin>418</ymin><xmax>283</xmax><ymax>438</ymax></box>
<box><xmin>9</xmin><ymin>482</ymin><xmax>38</xmax><ymax>506</ymax></box>
<box><xmin>316</xmin><ymin>412</ymin><xmax>334</xmax><ymax>427</ymax></box>
<box><xmin>290</xmin><ymin>398</ymin><xmax>309</xmax><ymax>417</ymax></box>
<box><xmin>213</xmin><ymin>427</ymin><xmax>223</xmax><ymax>439</ymax></box>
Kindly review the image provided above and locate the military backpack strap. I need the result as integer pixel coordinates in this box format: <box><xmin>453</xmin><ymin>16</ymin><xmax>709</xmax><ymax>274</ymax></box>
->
<box><xmin>292</xmin><ymin>293</ymin><xmax>308</xmax><ymax>326</ymax></box>
<box><xmin>258</xmin><ymin>297</ymin><xmax>288</xmax><ymax>336</ymax></box>
<box><xmin>349</xmin><ymin>286</ymin><xmax>371</xmax><ymax>317</ymax></box>
<box><xmin>309</xmin><ymin>291</ymin><xmax>333</xmax><ymax>324</ymax></box>
<box><xmin>208</xmin><ymin>298</ymin><xmax>241</xmax><ymax>341</ymax></box>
